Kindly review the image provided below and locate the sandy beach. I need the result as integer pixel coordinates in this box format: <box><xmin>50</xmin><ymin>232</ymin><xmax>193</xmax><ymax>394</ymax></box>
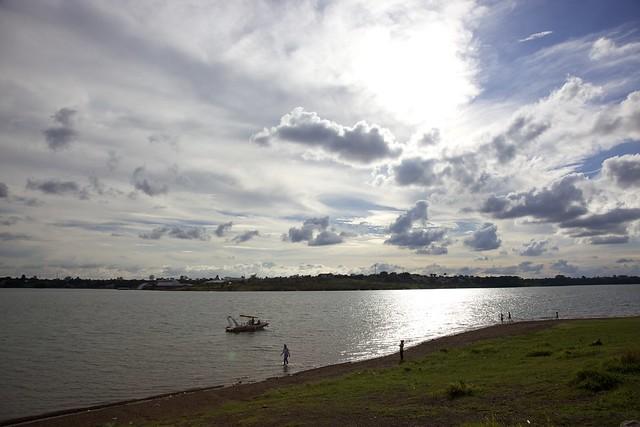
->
<box><xmin>5</xmin><ymin>320</ymin><xmax>558</xmax><ymax>427</ymax></box>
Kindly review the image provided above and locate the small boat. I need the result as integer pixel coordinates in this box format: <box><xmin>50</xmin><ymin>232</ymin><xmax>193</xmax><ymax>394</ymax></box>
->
<box><xmin>226</xmin><ymin>315</ymin><xmax>269</xmax><ymax>333</ymax></box>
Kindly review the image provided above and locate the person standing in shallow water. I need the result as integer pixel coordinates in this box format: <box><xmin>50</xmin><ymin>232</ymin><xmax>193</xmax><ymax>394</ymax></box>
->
<box><xmin>281</xmin><ymin>344</ymin><xmax>290</xmax><ymax>366</ymax></box>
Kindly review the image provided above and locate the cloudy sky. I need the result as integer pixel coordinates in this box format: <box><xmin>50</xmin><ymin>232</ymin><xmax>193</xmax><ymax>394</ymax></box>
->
<box><xmin>1</xmin><ymin>0</ymin><xmax>640</xmax><ymax>279</ymax></box>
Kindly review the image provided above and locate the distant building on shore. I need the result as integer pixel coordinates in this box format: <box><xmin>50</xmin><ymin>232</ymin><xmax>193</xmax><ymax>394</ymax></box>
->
<box><xmin>203</xmin><ymin>276</ymin><xmax>245</xmax><ymax>285</ymax></box>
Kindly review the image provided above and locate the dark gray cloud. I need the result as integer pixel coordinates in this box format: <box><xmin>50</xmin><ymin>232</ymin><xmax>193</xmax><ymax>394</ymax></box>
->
<box><xmin>252</xmin><ymin>108</ymin><xmax>401</xmax><ymax>164</ymax></box>
<box><xmin>284</xmin><ymin>216</ymin><xmax>346</xmax><ymax>246</ymax></box>
<box><xmin>52</xmin><ymin>220</ymin><xmax>129</xmax><ymax>234</ymax></box>
<box><xmin>12</xmin><ymin>196</ymin><xmax>42</xmax><ymax>206</ymax></box>
<box><xmin>481</xmin><ymin>174</ymin><xmax>587</xmax><ymax>222</ymax></box>
<box><xmin>139</xmin><ymin>225</ymin><xmax>209</xmax><ymax>240</ymax></box>
<box><xmin>385</xmin><ymin>228</ymin><xmax>447</xmax><ymax>249</ymax></box>
<box><xmin>491</xmin><ymin>115</ymin><xmax>550</xmax><ymax>163</ymax></box>
<box><xmin>52</xmin><ymin>108</ymin><xmax>75</xmax><ymax>127</ymax></box>
<box><xmin>617</xmin><ymin>258</ymin><xmax>636</xmax><ymax>263</ymax></box>
<box><xmin>0</xmin><ymin>182</ymin><xmax>8</xmax><ymax>198</ymax></box>
<box><xmin>0</xmin><ymin>232</ymin><xmax>31</xmax><ymax>241</ymax></box>
<box><xmin>308</xmin><ymin>230</ymin><xmax>344</xmax><ymax>246</ymax></box>
<box><xmin>444</xmin><ymin>154</ymin><xmax>490</xmax><ymax>192</ymax></box>
<box><xmin>464</xmin><ymin>223</ymin><xmax>501</xmax><ymax>251</ymax></box>
<box><xmin>551</xmin><ymin>259</ymin><xmax>579</xmax><ymax>274</ymax></box>
<box><xmin>559</xmin><ymin>207</ymin><xmax>640</xmax><ymax>241</ymax></box>
<box><xmin>416</xmin><ymin>245</ymin><xmax>448</xmax><ymax>255</ymax></box>
<box><xmin>392</xmin><ymin>115</ymin><xmax>549</xmax><ymax>188</ymax></box>
<box><xmin>518</xmin><ymin>261</ymin><xmax>544</xmax><ymax>273</ymax></box>
<box><xmin>490</xmin><ymin>135</ymin><xmax>517</xmax><ymax>163</ymax></box>
<box><xmin>389</xmin><ymin>152</ymin><xmax>491</xmax><ymax>192</ymax></box>
<box><xmin>232</xmin><ymin>229</ymin><xmax>260</xmax><ymax>243</ymax></box>
<box><xmin>215</xmin><ymin>221</ymin><xmax>233</xmax><ymax>237</ymax></box>
<box><xmin>589</xmin><ymin>235</ymin><xmax>629</xmax><ymax>245</ymax></box>
<box><xmin>26</xmin><ymin>178</ymin><xmax>85</xmax><ymax>198</ymax></box>
<box><xmin>602</xmin><ymin>154</ymin><xmax>640</xmax><ymax>188</ymax></box>
<box><xmin>389</xmin><ymin>200</ymin><xmax>428</xmax><ymax>234</ymax></box>
<box><xmin>393</xmin><ymin>158</ymin><xmax>442</xmax><ymax>187</ymax></box>
<box><xmin>87</xmin><ymin>176</ymin><xmax>123</xmax><ymax>198</ymax></box>
<box><xmin>287</xmin><ymin>224</ymin><xmax>315</xmax><ymax>242</ymax></box>
<box><xmin>0</xmin><ymin>216</ymin><xmax>21</xmax><ymax>226</ymax></box>
<box><xmin>286</xmin><ymin>217</ymin><xmax>329</xmax><ymax>243</ymax></box>
<box><xmin>131</xmin><ymin>166</ymin><xmax>168</xmax><ymax>196</ymax></box>
<box><xmin>561</xmin><ymin>208</ymin><xmax>640</xmax><ymax>229</ymax></box>
<box><xmin>385</xmin><ymin>201</ymin><xmax>448</xmax><ymax>254</ymax></box>
<box><xmin>519</xmin><ymin>239</ymin><xmax>552</xmax><ymax>256</ymax></box>
<box><xmin>417</xmin><ymin>128</ymin><xmax>440</xmax><ymax>146</ymax></box>
<box><xmin>43</xmin><ymin>107</ymin><xmax>77</xmax><ymax>150</ymax></box>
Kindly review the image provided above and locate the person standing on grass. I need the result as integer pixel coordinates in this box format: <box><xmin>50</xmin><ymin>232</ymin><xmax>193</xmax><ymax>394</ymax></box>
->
<box><xmin>281</xmin><ymin>344</ymin><xmax>290</xmax><ymax>366</ymax></box>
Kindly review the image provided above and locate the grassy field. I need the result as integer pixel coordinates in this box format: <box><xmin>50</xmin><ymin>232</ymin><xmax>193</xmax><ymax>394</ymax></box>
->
<box><xmin>123</xmin><ymin>318</ymin><xmax>640</xmax><ymax>426</ymax></box>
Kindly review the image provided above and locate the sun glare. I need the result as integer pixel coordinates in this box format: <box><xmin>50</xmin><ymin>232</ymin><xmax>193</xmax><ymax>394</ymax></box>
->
<box><xmin>349</xmin><ymin>22</ymin><xmax>478</xmax><ymax>126</ymax></box>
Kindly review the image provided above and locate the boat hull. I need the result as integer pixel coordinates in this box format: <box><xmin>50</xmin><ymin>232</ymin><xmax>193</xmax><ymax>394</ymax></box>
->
<box><xmin>225</xmin><ymin>322</ymin><xmax>269</xmax><ymax>333</ymax></box>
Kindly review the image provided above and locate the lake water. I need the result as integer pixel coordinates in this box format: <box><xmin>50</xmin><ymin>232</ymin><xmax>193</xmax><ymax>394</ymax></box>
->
<box><xmin>1</xmin><ymin>285</ymin><xmax>639</xmax><ymax>421</ymax></box>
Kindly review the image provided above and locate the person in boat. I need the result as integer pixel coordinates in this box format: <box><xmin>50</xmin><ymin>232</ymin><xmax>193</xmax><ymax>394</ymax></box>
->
<box><xmin>281</xmin><ymin>344</ymin><xmax>290</xmax><ymax>366</ymax></box>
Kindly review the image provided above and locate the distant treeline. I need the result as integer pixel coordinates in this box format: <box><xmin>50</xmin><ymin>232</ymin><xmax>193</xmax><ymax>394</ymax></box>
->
<box><xmin>1</xmin><ymin>272</ymin><xmax>639</xmax><ymax>291</ymax></box>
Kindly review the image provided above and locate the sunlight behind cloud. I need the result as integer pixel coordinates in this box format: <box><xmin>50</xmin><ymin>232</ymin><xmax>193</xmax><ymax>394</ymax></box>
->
<box><xmin>146</xmin><ymin>0</ymin><xmax>481</xmax><ymax>129</ymax></box>
<box><xmin>346</xmin><ymin>18</ymin><xmax>479</xmax><ymax>126</ymax></box>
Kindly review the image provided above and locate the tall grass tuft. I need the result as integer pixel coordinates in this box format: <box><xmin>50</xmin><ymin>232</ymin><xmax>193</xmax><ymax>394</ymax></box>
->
<box><xmin>607</xmin><ymin>349</ymin><xmax>640</xmax><ymax>374</ymax></box>
<box><xmin>573</xmin><ymin>369</ymin><xmax>620</xmax><ymax>392</ymax></box>
<box><xmin>526</xmin><ymin>350</ymin><xmax>552</xmax><ymax>357</ymax></box>
<box><xmin>446</xmin><ymin>381</ymin><xmax>474</xmax><ymax>399</ymax></box>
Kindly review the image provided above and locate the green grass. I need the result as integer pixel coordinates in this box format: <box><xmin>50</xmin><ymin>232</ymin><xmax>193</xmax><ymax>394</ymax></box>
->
<box><xmin>127</xmin><ymin>317</ymin><xmax>640</xmax><ymax>426</ymax></box>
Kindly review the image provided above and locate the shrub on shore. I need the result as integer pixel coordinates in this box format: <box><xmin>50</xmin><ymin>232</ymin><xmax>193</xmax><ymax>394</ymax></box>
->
<box><xmin>607</xmin><ymin>349</ymin><xmax>640</xmax><ymax>374</ymax></box>
<box><xmin>526</xmin><ymin>350</ymin><xmax>552</xmax><ymax>357</ymax></box>
<box><xmin>573</xmin><ymin>369</ymin><xmax>620</xmax><ymax>392</ymax></box>
<box><xmin>446</xmin><ymin>381</ymin><xmax>474</xmax><ymax>399</ymax></box>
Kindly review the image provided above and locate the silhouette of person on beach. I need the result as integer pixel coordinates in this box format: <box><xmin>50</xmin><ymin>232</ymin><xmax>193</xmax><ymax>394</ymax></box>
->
<box><xmin>399</xmin><ymin>340</ymin><xmax>405</xmax><ymax>362</ymax></box>
<box><xmin>281</xmin><ymin>344</ymin><xmax>290</xmax><ymax>366</ymax></box>
<box><xmin>508</xmin><ymin>311</ymin><xmax>511</xmax><ymax>322</ymax></box>
<box><xmin>500</xmin><ymin>313</ymin><xmax>504</xmax><ymax>323</ymax></box>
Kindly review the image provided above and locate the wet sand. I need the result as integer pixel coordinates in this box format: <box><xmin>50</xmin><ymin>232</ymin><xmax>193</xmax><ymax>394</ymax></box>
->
<box><xmin>6</xmin><ymin>320</ymin><xmax>559</xmax><ymax>427</ymax></box>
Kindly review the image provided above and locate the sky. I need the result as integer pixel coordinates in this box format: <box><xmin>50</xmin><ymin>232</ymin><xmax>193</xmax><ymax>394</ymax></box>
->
<box><xmin>1</xmin><ymin>0</ymin><xmax>640</xmax><ymax>279</ymax></box>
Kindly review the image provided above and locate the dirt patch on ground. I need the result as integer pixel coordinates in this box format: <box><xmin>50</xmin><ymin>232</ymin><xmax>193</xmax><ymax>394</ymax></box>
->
<box><xmin>7</xmin><ymin>320</ymin><xmax>558</xmax><ymax>427</ymax></box>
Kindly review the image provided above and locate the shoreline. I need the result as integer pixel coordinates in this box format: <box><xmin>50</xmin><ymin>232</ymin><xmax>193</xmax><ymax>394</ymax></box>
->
<box><xmin>4</xmin><ymin>319</ymin><xmax>571</xmax><ymax>427</ymax></box>
<box><xmin>2</xmin><ymin>282</ymin><xmax>640</xmax><ymax>292</ymax></box>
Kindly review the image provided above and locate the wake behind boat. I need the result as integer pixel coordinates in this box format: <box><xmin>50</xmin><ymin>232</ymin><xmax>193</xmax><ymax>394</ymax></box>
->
<box><xmin>226</xmin><ymin>315</ymin><xmax>269</xmax><ymax>333</ymax></box>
